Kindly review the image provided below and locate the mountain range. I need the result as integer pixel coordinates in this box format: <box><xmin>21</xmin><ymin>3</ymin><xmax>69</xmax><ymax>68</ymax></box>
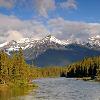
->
<box><xmin>0</xmin><ymin>35</ymin><xmax>100</xmax><ymax>67</ymax></box>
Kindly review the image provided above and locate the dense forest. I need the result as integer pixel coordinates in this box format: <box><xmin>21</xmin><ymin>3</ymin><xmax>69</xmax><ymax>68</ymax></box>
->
<box><xmin>66</xmin><ymin>56</ymin><xmax>100</xmax><ymax>81</ymax></box>
<box><xmin>30</xmin><ymin>66</ymin><xmax>67</xmax><ymax>79</ymax></box>
<box><xmin>0</xmin><ymin>48</ymin><xmax>100</xmax><ymax>87</ymax></box>
<box><xmin>0</xmin><ymin>48</ymin><xmax>30</xmax><ymax>85</ymax></box>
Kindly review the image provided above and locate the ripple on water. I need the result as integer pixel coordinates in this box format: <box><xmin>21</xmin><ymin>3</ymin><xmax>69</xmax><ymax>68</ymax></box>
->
<box><xmin>32</xmin><ymin>78</ymin><xmax>100</xmax><ymax>100</ymax></box>
<box><xmin>10</xmin><ymin>78</ymin><xmax>100</xmax><ymax>100</ymax></box>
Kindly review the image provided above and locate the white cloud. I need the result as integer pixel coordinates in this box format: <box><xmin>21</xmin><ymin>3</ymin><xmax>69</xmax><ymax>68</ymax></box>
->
<box><xmin>33</xmin><ymin>0</ymin><xmax>55</xmax><ymax>17</ymax></box>
<box><xmin>0</xmin><ymin>0</ymin><xmax>14</xmax><ymax>8</ymax></box>
<box><xmin>7</xmin><ymin>30</ymin><xmax>23</xmax><ymax>42</ymax></box>
<box><xmin>33</xmin><ymin>0</ymin><xmax>77</xmax><ymax>17</ymax></box>
<box><xmin>0</xmin><ymin>14</ymin><xmax>50</xmax><ymax>43</ymax></box>
<box><xmin>48</xmin><ymin>17</ymin><xmax>100</xmax><ymax>41</ymax></box>
<box><xmin>0</xmin><ymin>14</ymin><xmax>100</xmax><ymax>43</ymax></box>
<box><xmin>60</xmin><ymin>0</ymin><xmax>77</xmax><ymax>9</ymax></box>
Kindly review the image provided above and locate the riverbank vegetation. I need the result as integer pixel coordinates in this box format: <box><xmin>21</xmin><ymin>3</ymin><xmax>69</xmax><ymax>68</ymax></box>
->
<box><xmin>66</xmin><ymin>56</ymin><xmax>100</xmax><ymax>81</ymax></box>
<box><xmin>30</xmin><ymin>66</ymin><xmax>67</xmax><ymax>79</ymax></box>
<box><xmin>30</xmin><ymin>56</ymin><xmax>100</xmax><ymax>81</ymax></box>
<box><xmin>0</xmin><ymin>48</ymin><xmax>38</xmax><ymax>93</ymax></box>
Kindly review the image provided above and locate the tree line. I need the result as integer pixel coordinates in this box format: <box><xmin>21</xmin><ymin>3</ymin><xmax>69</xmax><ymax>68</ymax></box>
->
<box><xmin>65</xmin><ymin>56</ymin><xmax>100</xmax><ymax>80</ymax></box>
<box><xmin>0</xmin><ymin>48</ymin><xmax>30</xmax><ymax>85</ymax></box>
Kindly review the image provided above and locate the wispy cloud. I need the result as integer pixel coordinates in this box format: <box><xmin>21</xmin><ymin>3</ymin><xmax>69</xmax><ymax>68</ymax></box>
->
<box><xmin>48</xmin><ymin>17</ymin><xmax>100</xmax><ymax>40</ymax></box>
<box><xmin>0</xmin><ymin>0</ymin><xmax>14</xmax><ymax>8</ymax></box>
<box><xmin>33</xmin><ymin>0</ymin><xmax>77</xmax><ymax>17</ymax></box>
<box><xmin>60</xmin><ymin>0</ymin><xmax>77</xmax><ymax>9</ymax></box>
<box><xmin>0</xmin><ymin>14</ymin><xmax>50</xmax><ymax>43</ymax></box>
<box><xmin>7</xmin><ymin>30</ymin><xmax>24</xmax><ymax>42</ymax></box>
<box><xmin>0</xmin><ymin>0</ymin><xmax>78</xmax><ymax>17</ymax></box>
<box><xmin>33</xmin><ymin>0</ymin><xmax>56</xmax><ymax>17</ymax></box>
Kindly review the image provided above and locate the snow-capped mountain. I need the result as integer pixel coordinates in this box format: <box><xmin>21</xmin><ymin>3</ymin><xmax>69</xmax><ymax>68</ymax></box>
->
<box><xmin>88</xmin><ymin>35</ymin><xmax>100</xmax><ymax>46</ymax></box>
<box><xmin>23</xmin><ymin>35</ymin><xmax>70</xmax><ymax>59</ymax></box>
<box><xmin>0</xmin><ymin>35</ymin><xmax>72</xmax><ymax>58</ymax></box>
<box><xmin>1</xmin><ymin>34</ymin><xmax>100</xmax><ymax>67</ymax></box>
<box><xmin>42</xmin><ymin>35</ymin><xmax>69</xmax><ymax>45</ymax></box>
<box><xmin>1</xmin><ymin>34</ymin><xmax>100</xmax><ymax>54</ymax></box>
<box><xmin>0</xmin><ymin>35</ymin><xmax>70</xmax><ymax>52</ymax></box>
<box><xmin>0</xmin><ymin>38</ymin><xmax>36</xmax><ymax>51</ymax></box>
<box><xmin>83</xmin><ymin>35</ymin><xmax>100</xmax><ymax>49</ymax></box>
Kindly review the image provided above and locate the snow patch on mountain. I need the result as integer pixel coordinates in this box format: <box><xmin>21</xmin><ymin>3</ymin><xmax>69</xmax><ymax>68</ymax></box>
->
<box><xmin>47</xmin><ymin>35</ymin><xmax>69</xmax><ymax>45</ymax></box>
<box><xmin>0</xmin><ymin>42</ymin><xmax>8</xmax><ymax>48</ymax></box>
<box><xmin>0</xmin><ymin>35</ymin><xmax>70</xmax><ymax>52</ymax></box>
<box><xmin>88</xmin><ymin>35</ymin><xmax>100</xmax><ymax>46</ymax></box>
<box><xmin>1</xmin><ymin>34</ymin><xmax>100</xmax><ymax>53</ymax></box>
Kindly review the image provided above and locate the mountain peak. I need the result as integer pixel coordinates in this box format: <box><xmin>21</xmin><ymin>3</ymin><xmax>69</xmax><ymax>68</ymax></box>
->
<box><xmin>46</xmin><ymin>35</ymin><xmax>52</xmax><ymax>38</ymax></box>
<box><xmin>87</xmin><ymin>35</ymin><xmax>100</xmax><ymax>47</ymax></box>
<box><xmin>43</xmin><ymin>35</ymin><xmax>68</xmax><ymax>45</ymax></box>
<box><xmin>44</xmin><ymin>35</ymin><xmax>56</xmax><ymax>40</ymax></box>
<box><xmin>89</xmin><ymin>35</ymin><xmax>100</xmax><ymax>40</ymax></box>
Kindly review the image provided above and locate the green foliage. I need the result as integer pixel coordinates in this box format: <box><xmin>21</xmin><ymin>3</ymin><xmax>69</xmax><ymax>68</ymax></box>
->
<box><xmin>0</xmin><ymin>48</ymin><xmax>30</xmax><ymax>85</ymax></box>
<box><xmin>66</xmin><ymin>56</ymin><xmax>100</xmax><ymax>80</ymax></box>
<box><xmin>30</xmin><ymin>66</ymin><xmax>68</xmax><ymax>78</ymax></box>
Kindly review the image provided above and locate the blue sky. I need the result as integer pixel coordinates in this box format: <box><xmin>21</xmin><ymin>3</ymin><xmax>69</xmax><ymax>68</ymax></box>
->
<box><xmin>0</xmin><ymin>0</ymin><xmax>100</xmax><ymax>43</ymax></box>
<box><xmin>0</xmin><ymin>0</ymin><xmax>100</xmax><ymax>22</ymax></box>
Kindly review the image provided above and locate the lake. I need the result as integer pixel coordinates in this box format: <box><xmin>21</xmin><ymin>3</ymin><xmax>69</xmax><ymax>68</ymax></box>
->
<box><xmin>0</xmin><ymin>78</ymin><xmax>100</xmax><ymax>100</ymax></box>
